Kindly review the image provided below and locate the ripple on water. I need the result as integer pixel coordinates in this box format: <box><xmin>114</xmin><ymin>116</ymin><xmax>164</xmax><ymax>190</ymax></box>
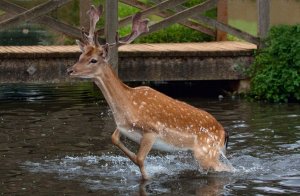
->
<box><xmin>278</xmin><ymin>140</ymin><xmax>300</xmax><ymax>150</ymax></box>
<box><xmin>279</xmin><ymin>177</ymin><xmax>300</xmax><ymax>188</ymax></box>
<box><xmin>254</xmin><ymin>186</ymin><xmax>286</xmax><ymax>194</ymax></box>
<box><xmin>228</xmin><ymin>154</ymin><xmax>300</xmax><ymax>194</ymax></box>
<box><xmin>231</xmin><ymin>120</ymin><xmax>249</xmax><ymax>129</ymax></box>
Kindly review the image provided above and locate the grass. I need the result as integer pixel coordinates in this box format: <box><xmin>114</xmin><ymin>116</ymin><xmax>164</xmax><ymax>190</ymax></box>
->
<box><xmin>229</xmin><ymin>20</ymin><xmax>257</xmax><ymax>36</ymax></box>
<box><xmin>226</xmin><ymin>20</ymin><xmax>257</xmax><ymax>41</ymax></box>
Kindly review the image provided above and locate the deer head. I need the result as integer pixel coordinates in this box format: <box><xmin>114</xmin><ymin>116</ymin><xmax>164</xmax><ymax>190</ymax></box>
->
<box><xmin>67</xmin><ymin>5</ymin><xmax>149</xmax><ymax>79</ymax></box>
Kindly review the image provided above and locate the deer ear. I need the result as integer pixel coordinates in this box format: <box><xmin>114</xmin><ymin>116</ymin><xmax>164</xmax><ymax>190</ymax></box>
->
<box><xmin>102</xmin><ymin>44</ymin><xmax>109</xmax><ymax>62</ymax></box>
<box><xmin>76</xmin><ymin>39</ymin><xmax>85</xmax><ymax>52</ymax></box>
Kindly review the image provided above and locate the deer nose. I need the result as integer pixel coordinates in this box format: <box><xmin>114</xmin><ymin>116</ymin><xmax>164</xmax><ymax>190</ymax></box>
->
<box><xmin>67</xmin><ymin>67</ymin><xmax>74</xmax><ymax>75</ymax></box>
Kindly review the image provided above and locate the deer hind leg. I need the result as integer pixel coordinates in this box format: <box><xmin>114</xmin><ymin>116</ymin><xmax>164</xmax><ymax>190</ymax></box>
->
<box><xmin>136</xmin><ymin>132</ymin><xmax>157</xmax><ymax>180</ymax></box>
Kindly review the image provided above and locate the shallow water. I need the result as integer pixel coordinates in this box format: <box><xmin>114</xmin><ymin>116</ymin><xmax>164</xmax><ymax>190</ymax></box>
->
<box><xmin>0</xmin><ymin>83</ymin><xmax>299</xmax><ymax>195</ymax></box>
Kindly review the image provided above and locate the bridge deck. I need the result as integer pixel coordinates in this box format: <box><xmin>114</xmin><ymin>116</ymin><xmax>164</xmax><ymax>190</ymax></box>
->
<box><xmin>0</xmin><ymin>41</ymin><xmax>256</xmax><ymax>58</ymax></box>
<box><xmin>0</xmin><ymin>41</ymin><xmax>256</xmax><ymax>83</ymax></box>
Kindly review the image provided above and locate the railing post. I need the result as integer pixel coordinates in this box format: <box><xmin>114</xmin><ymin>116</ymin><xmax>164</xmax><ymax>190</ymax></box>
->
<box><xmin>217</xmin><ymin>0</ymin><xmax>228</xmax><ymax>41</ymax></box>
<box><xmin>257</xmin><ymin>0</ymin><xmax>270</xmax><ymax>47</ymax></box>
<box><xmin>105</xmin><ymin>0</ymin><xmax>119</xmax><ymax>73</ymax></box>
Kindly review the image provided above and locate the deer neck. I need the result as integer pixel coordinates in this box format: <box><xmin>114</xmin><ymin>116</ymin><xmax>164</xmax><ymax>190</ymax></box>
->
<box><xmin>93</xmin><ymin>64</ymin><xmax>132</xmax><ymax>126</ymax></box>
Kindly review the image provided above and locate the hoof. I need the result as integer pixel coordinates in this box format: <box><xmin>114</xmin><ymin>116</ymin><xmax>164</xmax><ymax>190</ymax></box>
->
<box><xmin>141</xmin><ymin>174</ymin><xmax>150</xmax><ymax>182</ymax></box>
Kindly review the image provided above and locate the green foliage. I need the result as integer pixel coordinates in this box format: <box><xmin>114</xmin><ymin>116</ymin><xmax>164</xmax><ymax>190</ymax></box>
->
<box><xmin>134</xmin><ymin>24</ymin><xmax>212</xmax><ymax>43</ymax></box>
<box><xmin>249</xmin><ymin>24</ymin><xmax>300</xmax><ymax>102</ymax></box>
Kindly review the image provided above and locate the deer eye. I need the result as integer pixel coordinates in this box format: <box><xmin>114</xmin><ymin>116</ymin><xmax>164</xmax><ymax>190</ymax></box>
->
<box><xmin>90</xmin><ymin>59</ymin><xmax>97</xmax><ymax>64</ymax></box>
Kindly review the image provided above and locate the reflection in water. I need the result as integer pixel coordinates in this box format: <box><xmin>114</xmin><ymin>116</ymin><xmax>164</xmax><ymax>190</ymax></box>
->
<box><xmin>1</xmin><ymin>84</ymin><xmax>300</xmax><ymax>195</ymax></box>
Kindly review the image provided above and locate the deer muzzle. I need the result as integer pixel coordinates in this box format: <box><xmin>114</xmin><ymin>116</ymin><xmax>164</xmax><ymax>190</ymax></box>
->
<box><xmin>67</xmin><ymin>67</ymin><xmax>75</xmax><ymax>75</ymax></box>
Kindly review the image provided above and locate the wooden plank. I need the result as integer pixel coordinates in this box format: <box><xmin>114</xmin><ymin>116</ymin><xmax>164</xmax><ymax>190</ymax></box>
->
<box><xmin>0</xmin><ymin>0</ymin><xmax>72</xmax><ymax>30</ymax></box>
<box><xmin>0</xmin><ymin>42</ymin><xmax>256</xmax><ymax>54</ymax></box>
<box><xmin>232</xmin><ymin>42</ymin><xmax>257</xmax><ymax>50</ymax></box>
<box><xmin>217</xmin><ymin>0</ymin><xmax>228</xmax><ymax>41</ymax></box>
<box><xmin>147</xmin><ymin>0</ymin><xmax>218</xmax><ymax>34</ymax></box>
<box><xmin>105</xmin><ymin>0</ymin><xmax>118</xmax><ymax>72</ymax></box>
<box><xmin>257</xmin><ymin>0</ymin><xmax>270</xmax><ymax>47</ymax></box>
<box><xmin>213</xmin><ymin>42</ymin><xmax>232</xmax><ymax>50</ymax></box>
<box><xmin>0</xmin><ymin>0</ymin><xmax>81</xmax><ymax>38</ymax></box>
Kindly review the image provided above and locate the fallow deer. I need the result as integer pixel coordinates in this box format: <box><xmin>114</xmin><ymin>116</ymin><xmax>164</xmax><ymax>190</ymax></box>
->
<box><xmin>67</xmin><ymin>5</ymin><xmax>231</xmax><ymax>180</ymax></box>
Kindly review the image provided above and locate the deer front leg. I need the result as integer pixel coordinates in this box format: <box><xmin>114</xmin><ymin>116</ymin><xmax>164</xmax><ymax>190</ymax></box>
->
<box><xmin>111</xmin><ymin>129</ymin><xmax>156</xmax><ymax>180</ymax></box>
<box><xmin>111</xmin><ymin>128</ymin><xmax>137</xmax><ymax>164</ymax></box>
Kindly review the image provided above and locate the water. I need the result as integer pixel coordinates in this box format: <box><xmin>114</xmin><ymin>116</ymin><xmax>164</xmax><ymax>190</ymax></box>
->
<box><xmin>0</xmin><ymin>83</ymin><xmax>299</xmax><ymax>195</ymax></box>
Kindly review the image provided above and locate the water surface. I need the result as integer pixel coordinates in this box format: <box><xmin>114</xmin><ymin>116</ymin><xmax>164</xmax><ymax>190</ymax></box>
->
<box><xmin>0</xmin><ymin>83</ymin><xmax>299</xmax><ymax>195</ymax></box>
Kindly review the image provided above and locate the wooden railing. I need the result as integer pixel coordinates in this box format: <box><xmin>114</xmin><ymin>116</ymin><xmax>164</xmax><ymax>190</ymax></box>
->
<box><xmin>0</xmin><ymin>0</ymin><xmax>271</xmax><ymax>43</ymax></box>
<box><xmin>0</xmin><ymin>0</ymin><xmax>270</xmax><ymax>68</ymax></box>
<box><xmin>104</xmin><ymin>0</ymin><xmax>269</xmax><ymax>68</ymax></box>
<box><xmin>0</xmin><ymin>0</ymin><xmax>81</xmax><ymax>38</ymax></box>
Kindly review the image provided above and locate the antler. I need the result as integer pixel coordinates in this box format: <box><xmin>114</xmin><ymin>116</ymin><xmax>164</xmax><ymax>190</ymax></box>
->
<box><xmin>76</xmin><ymin>5</ymin><xmax>149</xmax><ymax>53</ymax></box>
<box><xmin>117</xmin><ymin>12</ymin><xmax>149</xmax><ymax>46</ymax></box>
<box><xmin>86</xmin><ymin>5</ymin><xmax>103</xmax><ymax>45</ymax></box>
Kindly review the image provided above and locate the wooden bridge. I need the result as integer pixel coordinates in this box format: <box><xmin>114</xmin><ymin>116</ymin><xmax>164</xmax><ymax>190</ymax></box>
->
<box><xmin>0</xmin><ymin>0</ymin><xmax>269</xmax><ymax>85</ymax></box>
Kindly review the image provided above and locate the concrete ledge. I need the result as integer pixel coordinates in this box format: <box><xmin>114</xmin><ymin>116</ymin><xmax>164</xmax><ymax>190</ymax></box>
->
<box><xmin>119</xmin><ymin>56</ymin><xmax>253</xmax><ymax>81</ymax></box>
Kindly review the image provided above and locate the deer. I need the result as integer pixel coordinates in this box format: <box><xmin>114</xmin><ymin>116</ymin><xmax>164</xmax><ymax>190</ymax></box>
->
<box><xmin>67</xmin><ymin>5</ymin><xmax>231</xmax><ymax>180</ymax></box>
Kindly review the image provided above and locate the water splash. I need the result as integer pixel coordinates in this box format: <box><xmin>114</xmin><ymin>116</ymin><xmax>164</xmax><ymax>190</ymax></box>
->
<box><xmin>21</xmin><ymin>152</ymin><xmax>201</xmax><ymax>192</ymax></box>
<box><xmin>219</xmin><ymin>150</ymin><xmax>235</xmax><ymax>171</ymax></box>
<box><xmin>21</xmin><ymin>151</ymin><xmax>300</xmax><ymax>194</ymax></box>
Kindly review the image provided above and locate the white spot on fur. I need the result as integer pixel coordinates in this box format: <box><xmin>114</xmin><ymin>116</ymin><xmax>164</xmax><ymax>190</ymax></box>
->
<box><xmin>199</xmin><ymin>127</ymin><xmax>209</xmax><ymax>133</ymax></box>
<box><xmin>207</xmin><ymin>138</ymin><xmax>210</xmax><ymax>143</ymax></box>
